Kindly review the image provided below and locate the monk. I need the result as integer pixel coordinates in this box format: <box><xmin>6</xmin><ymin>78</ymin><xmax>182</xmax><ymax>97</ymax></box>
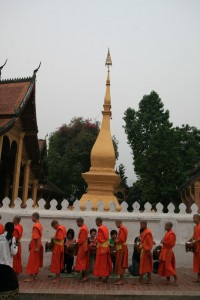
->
<box><xmin>75</xmin><ymin>217</ymin><xmax>89</xmax><ymax>282</ymax></box>
<box><xmin>94</xmin><ymin>217</ymin><xmax>112</xmax><ymax>283</ymax></box>
<box><xmin>158</xmin><ymin>222</ymin><xmax>177</xmax><ymax>285</ymax></box>
<box><xmin>24</xmin><ymin>212</ymin><xmax>43</xmax><ymax>282</ymax></box>
<box><xmin>0</xmin><ymin>215</ymin><xmax>4</xmax><ymax>234</ymax></box>
<box><xmin>188</xmin><ymin>214</ymin><xmax>200</xmax><ymax>282</ymax></box>
<box><xmin>50</xmin><ymin>220</ymin><xmax>66</xmax><ymax>282</ymax></box>
<box><xmin>13</xmin><ymin>215</ymin><xmax>23</xmax><ymax>278</ymax></box>
<box><xmin>134</xmin><ymin>221</ymin><xmax>153</xmax><ymax>284</ymax></box>
<box><xmin>114</xmin><ymin>220</ymin><xmax>128</xmax><ymax>285</ymax></box>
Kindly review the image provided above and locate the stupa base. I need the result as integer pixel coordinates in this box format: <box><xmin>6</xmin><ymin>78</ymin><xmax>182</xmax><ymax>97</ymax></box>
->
<box><xmin>79</xmin><ymin>194</ymin><xmax>121</xmax><ymax>212</ymax></box>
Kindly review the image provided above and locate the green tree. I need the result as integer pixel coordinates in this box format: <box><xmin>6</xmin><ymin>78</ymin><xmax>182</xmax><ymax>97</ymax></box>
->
<box><xmin>116</xmin><ymin>163</ymin><xmax>129</xmax><ymax>203</ymax></box>
<box><xmin>126</xmin><ymin>180</ymin><xmax>143</xmax><ymax>211</ymax></box>
<box><xmin>175</xmin><ymin>124</ymin><xmax>200</xmax><ymax>186</ymax></box>
<box><xmin>46</xmin><ymin>117</ymin><xmax>119</xmax><ymax>200</ymax></box>
<box><xmin>124</xmin><ymin>91</ymin><xmax>184</xmax><ymax>207</ymax></box>
<box><xmin>118</xmin><ymin>163</ymin><xmax>129</xmax><ymax>190</ymax></box>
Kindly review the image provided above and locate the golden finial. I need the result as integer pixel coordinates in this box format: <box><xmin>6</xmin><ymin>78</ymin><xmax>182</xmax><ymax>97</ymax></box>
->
<box><xmin>105</xmin><ymin>48</ymin><xmax>112</xmax><ymax>70</ymax></box>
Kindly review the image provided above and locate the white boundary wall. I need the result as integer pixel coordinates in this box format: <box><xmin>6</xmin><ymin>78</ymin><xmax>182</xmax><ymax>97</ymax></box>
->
<box><xmin>0</xmin><ymin>198</ymin><xmax>197</xmax><ymax>269</ymax></box>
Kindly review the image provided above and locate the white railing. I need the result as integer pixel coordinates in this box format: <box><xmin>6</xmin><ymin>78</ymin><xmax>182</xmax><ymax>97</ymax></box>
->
<box><xmin>0</xmin><ymin>197</ymin><xmax>197</xmax><ymax>268</ymax></box>
<box><xmin>0</xmin><ymin>197</ymin><xmax>198</xmax><ymax>214</ymax></box>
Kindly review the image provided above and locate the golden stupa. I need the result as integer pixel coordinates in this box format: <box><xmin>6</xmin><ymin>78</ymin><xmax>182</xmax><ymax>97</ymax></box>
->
<box><xmin>79</xmin><ymin>49</ymin><xmax>121</xmax><ymax>212</ymax></box>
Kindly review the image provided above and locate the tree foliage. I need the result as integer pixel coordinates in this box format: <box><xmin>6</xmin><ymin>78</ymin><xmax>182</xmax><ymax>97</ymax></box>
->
<box><xmin>46</xmin><ymin>117</ymin><xmax>119</xmax><ymax>200</ymax></box>
<box><xmin>115</xmin><ymin>163</ymin><xmax>129</xmax><ymax>203</ymax></box>
<box><xmin>124</xmin><ymin>91</ymin><xmax>200</xmax><ymax>208</ymax></box>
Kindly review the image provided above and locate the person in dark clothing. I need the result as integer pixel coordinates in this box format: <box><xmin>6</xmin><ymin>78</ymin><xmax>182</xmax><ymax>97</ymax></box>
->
<box><xmin>87</xmin><ymin>228</ymin><xmax>97</xmax><ymax>273</ymax></box>
<box><xmin>64</xmin><ymin>229</ymin><xmax>76</xmax><ymax>273</ymax></box>
<box><xmin>109</xmin><ymin>230</ymin><xmax>117</xmax><ymax>272</ymax></box>
<box><xmin>128</xmin><ymin>229</ymin><xmax>143</xmax><ymax>276</ymax></box>
<box><xmin>0</xmin><ymin>222</ymin><xmax>18</xmax><ymax>292</ymax></box>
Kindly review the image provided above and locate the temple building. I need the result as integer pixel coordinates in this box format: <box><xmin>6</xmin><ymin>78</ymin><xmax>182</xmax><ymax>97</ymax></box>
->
<box><xmin>0</xmin><ymin>63</ymin><xmax>45</xmax><ymax>207</ymax></box>
<box><xmin>179</xmin><ymin>163</ymin><xmax>200</xmax><ymax>213</ymax></box>
<box><xmin>79</xmin><ymin>50</ymin><xmax>121</xmax><ymax>211</ymax></box>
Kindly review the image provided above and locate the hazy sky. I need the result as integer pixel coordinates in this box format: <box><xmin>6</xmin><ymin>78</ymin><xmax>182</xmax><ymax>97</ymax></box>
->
<box><xmin>1</xmin><ymin>0</ymin><xmax>200</xmax><ymax>185</ymax></box>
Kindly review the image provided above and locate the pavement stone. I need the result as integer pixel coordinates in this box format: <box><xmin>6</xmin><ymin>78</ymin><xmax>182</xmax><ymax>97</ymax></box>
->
<box><xmin>18</xmin><ymin>267</ymin><xmax>200</xmax><ymax>299</ymax></box>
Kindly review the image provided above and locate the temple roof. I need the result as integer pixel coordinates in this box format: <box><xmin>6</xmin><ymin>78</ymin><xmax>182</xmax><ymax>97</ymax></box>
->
<box><xmin>0</xmin><ymin>77</ymin><xmax>35</xmax><ymax>132</ymax></box>
<box><xmin>0</xmin><ymin>73</ymin><xmax>41</xmax><ymax>178</ymax></box>
<box><xmin>0</xmin><ymin>81</ymin><xmax>32</xmax><ymax>115</ymax></box>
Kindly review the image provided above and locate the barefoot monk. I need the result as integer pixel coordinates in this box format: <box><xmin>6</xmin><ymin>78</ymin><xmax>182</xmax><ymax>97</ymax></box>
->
<box><xmin>115</xmin><ymin>220</ymin><xmax>128</xmax><ymax>285</ymax></box>
<box><xmin>188</xmin><ymin>214</ymin><xmax>200</xmax><ymax>283</ymax></box>
<box><xmin>13</xmin><ymin>215</ymin><xmax>23</xmax><ymax>277</ymax></box>
<box><xmin>75</xmin><ymin>217</ymin><xmax>89</xmax><ymax>282</ymax></box>
<box><xmin>94</xmin><ymin>217</ymin><xmax>112</xmax><ymax>283</ymax></box>
<box><xmin>158</xmin><ymin>222</ymin><xmax>177</xmax><ymax>285</ymax></box>
<box><xmin>137</xmin><ymin>221</ymin><xmax>153</xmax><ymax>284</ymax></box>
<box><xmin>24</xmin><ymin>212</ymin><xmax>43</xmax><ymax>282</ymax></box>
<box><xmin>50</xmin><ymin>220</ymin><xmax>66</xmax><ymax>282</ymax></box>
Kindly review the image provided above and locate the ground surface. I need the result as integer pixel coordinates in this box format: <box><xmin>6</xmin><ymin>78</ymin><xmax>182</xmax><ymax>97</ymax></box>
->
<box><xmin>18</xmin><ymin>267</ymin><xmax>200</xmax><ymax>299</ymax></box>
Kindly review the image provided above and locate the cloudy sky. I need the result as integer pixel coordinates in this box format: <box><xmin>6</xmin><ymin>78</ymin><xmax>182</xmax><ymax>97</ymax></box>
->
<box><xmin>1</xmin><ymin>0</ymin><xmax>200</xmax><ymax>185</ymax></box>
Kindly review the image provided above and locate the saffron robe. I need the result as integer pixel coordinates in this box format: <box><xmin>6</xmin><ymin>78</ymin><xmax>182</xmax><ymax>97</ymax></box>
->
<box><xmin>139</xmin><ymin>228</ymin><xmax>153</xmax><ymax>275</ymax></box>
<box><xmin>0</xmin><ymin>223</ymin><xmax>4</xmax><ymax>235</ymax></box>
<box><xmin>158</xmin><ymin>230</ymin><xmax>176</xmax><ymax>277</ymax></box>
<box><xmin>115</xmin><ymin>225</ymin><xmax>128</xmax><ymax>275</ymax></box>
<box><xmin>50</xmin><ymin>225</ymin><xmax>66</xmax><ymax>274</ymax></box>
<box><xmin>13</xmin><ymin>224</ymin><xmax>23</xmax><ymax>274</ymax></box>
<box><xmin>26</xmin><ymin>222</ymin><xmax>43</xmax><ymax>275</ymax></box>
<box><xmin>193</xmin><ymin>224</ymin><xmax>200</xmax><ymax>273</ymax></box>
<box><xmin>75</xmin><ymin>225</ymin><xmax>89</xmax><ymax>271</ymax></box>
<box><xmin>94</xmin><ymin>225</ymin><xmax>112</xmax><ymax>277</ymax></box>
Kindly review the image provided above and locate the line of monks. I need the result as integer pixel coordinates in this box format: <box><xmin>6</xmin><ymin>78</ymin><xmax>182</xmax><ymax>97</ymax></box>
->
<box><xmin>0</xmin><ymin>213</ymin><xmax>200</xmax><ymax>285</ymax></box>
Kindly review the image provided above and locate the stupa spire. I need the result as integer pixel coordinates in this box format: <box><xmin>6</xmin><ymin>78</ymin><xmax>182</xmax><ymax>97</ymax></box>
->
<box><xmin>79</xmin><ymin>49</ymin><xmax>121</xmax><ymax>212</ymax></box>
<box><xmin>105</xmin><ymin>48</ymin><xmax>112</xmax><ymax>69</ymax></box>
<box><xmin>104</xmin><ymin>49</ymin><xmax>112</xmax><ymax>115</ymax></box>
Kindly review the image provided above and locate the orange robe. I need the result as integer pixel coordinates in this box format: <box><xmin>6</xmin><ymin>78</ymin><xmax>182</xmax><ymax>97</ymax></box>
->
<box><xmin>139</xmin><ymin>228</ymin><xmax>153</xmax><ymax>275</ymax></box>
<box><xmin>13</xmin><ymin>224</ymin><xmax>23</xmax><ymax>274</ymax></box>
<box><xmin>26</xmin><ymin>222</ymin><xmax>43</xmax><ymax>275</ymax></box>
<box><xmin>75</xmin><ymin>225</ymin><xmax>89</xmax><ymax>271</ymax></box>
<box><xmin>0</xmin><ymin>223</ymin><xmax>4</xmax><ymax>235</ymax></box>
<box><xmin>50</xmin><ymin>225</ymin><xmax>66</xmax><ymax>274</ymax></box>
<box><xmin>115</xmin><ymin>225</ymin><xmax>128</xmax><ymax>275</ymax></box>
<box><xmin>193</xmin><ymin>224</ymin><xmax>200</xmax><ymax>273</ymax></box>
<box><xmin>158</xmin><ymin>230</ymin><xmax>176</xmax><ymax>277</ymax></box>
<box><xmin>94</xmin><ymin>225</ymin><xmax>112</xmax><ymax>277</ymax></box>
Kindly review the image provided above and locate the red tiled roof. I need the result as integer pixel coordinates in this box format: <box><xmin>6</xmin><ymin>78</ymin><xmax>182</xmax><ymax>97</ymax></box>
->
<box><xmin>0</xmin><ymin>118</ymin><xmax>13</xmax><ymax>127</ymax></box>
<box><xmin>0</xmin><ymin>81</ymin><xmax>31</xmax><ymax>115</ymax></box>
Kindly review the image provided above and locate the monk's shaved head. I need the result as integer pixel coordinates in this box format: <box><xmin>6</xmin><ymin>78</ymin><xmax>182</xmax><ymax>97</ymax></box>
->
<box><xmin>193</xmin><ymin>214</ymin><xmax>200</xmax><ymax>220</ymax></box>
<box><xmin>115</xmin><ymin>219</ymin><xmax>122</xmax><ymax>228</ymax></box>
<box><xmin>51</xmin><ymin>220</ymin><xmax>59</xmax><ymax>227</ymax></box>
<box><xmin>76</xmin><ymin>217</ymin><xmax>84</xmax><ymax>224</ymax></box>
<box><xmin>140</xmin><ymin>220</ymin><xmax>147</xmax><ymax>230</ymax></box>
<box><xmin>13</xmin><ymin>215</ymin><xmax>21</xmax><ymax>224</ymax></box>
<box><xmin>140</xmin><ymin>220</ymin><xmax>147</xmax><ymax>225</ymax></box>
<box><xmin>193</xmin><ymin>214</ymin><xmax>200</xmax><ymax>225</ymax></box>
<box><xmin>32</xmin><ymin>212</ymin><xmax>39</xmax><ymax>220</ymax></box>
<box><xmin>116</xmin><ymin>219</ymin><xmax>122</xmax><ymax>224</ymax></box>
<box><xmin>95</xmin><ymin>217</ymin><xmax>103</xmax><ymax>227</ymax></box>
<box><xmin>96</xmin><ymin>217</ymin><xmax>103</xmax><ymax>223</ymax></box>
<box><xmin>165</xmin><ymin>222</ymin><xmax>173</xmax><ymax>231</ymax></box>
<box><xmin>166</xmin><ymin>222</ymin><xmax>173</xmax><ymax>228</ymax></box>
<box><xmin>32</xmin><ymin>212</ymin><xmax>40</xmax><ymax>223</ymax></box>
<box><xmin>76</xmin><ymin>217</ymin><xmax>84</xmax><ymax>227</ymax></box>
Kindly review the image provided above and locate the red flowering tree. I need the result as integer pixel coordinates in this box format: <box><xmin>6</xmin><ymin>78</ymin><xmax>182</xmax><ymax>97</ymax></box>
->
<box><xmin>46</xmin><ymin>117</ymin><xmax>118</xmax><ymax>200</ymax></box>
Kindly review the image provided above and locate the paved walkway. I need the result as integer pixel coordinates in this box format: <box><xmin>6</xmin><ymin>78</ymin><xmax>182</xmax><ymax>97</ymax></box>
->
<box><xmin>18</xmin><ymin>268</ymin><xmax>200</xmax><ymax>299</ymax></box>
